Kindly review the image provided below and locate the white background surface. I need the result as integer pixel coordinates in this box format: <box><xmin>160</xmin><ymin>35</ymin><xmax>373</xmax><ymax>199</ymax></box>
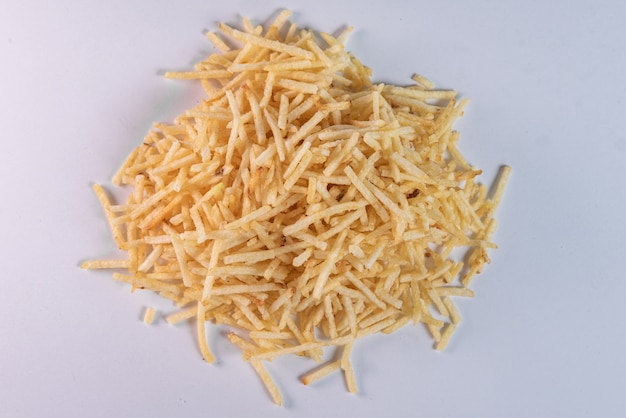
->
<box><xmin>1</xmin><ymin>1</ymin><xmax>625</xmax><ymax>417</ymax></box>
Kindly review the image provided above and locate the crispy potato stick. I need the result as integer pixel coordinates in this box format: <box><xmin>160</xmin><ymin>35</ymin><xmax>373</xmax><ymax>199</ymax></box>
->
<box><xmin>435</xmin><ymin>323</ymin><xmax>457</xmax><ymax>351</ymax></box>
<box><xmin>165</xmin><ymin>306</ymin><xmax>198</xmax><ymax>325</ymax></box>
<box><xmin>81</xmin><ymin>259</ymin><xmax>130</xmax><ymax>269</ymax></box>
<box><xmin>340</xmin><ymin>341</ymin><xmax>358</xmax><ymax>393</ymax></box>
<box><xmin>143</xmin><ymin>307</ymin><xmax>157</xmax><ymax>324</ymax></box>
<box><xmin>251</xmin><ymin>360</ymin><xmax>282</xmax><ymax>406</ymax></box>
<box><xmin>301</xmin><ymin>360</ymin><xmax>341</xmax><ymax>385</ymax></box>
<box><xmin>197</xmin><ymin>302</ymin><xmax>215</xmax><ymax>363</ymax></box>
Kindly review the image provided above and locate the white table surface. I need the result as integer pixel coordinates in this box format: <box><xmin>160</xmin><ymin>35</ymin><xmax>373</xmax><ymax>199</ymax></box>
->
<box><xmin>2</xmin><ymin>1</ymin><xmax>625</xmax><ymax>417</ymax></box>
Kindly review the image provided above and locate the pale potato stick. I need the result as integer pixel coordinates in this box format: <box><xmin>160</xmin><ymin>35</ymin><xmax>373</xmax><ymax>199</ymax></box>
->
<box><xmin>112</xmin><ymin>273</ymin><xmax>180</xmax><ymax>294</ymax></box>
<box><xmin>253</xmin><ymin>148</ymin><xmax>278</xmax><ymax>181</ymax></box>
<box><xmin>427</xmin><ymin>324</ymin><xmax>442</xmax><ymax>342</ymax></box>
<box><xmin>442</xmin><ymin>296</ymin><xmax>462</xmax><ymax>324</ymax></box>
<box><xmin>222</xmin><ymin>206</ymin><xmax>271</xmax><ymax>230</ymax></box>
<box><xmin>165</xmin><ymin>70</ymin><xmax>233</xmax><ymax>79</ymax></box>
<box><xmin>359</xmin><ymin>307</ymin><xmax>398</xmax><ymax>329</ymax></box>
<box><xmin>126</xmin><ymin>183</ymin><xmax>175</xmax><ymax>221</ymax></box>
<box><xmin>233</xmin><ymin>299</ymin><xmax>265</xmax><ymax>331</ymax></box>
<box><xmin>241</xmin><ymin>16</ymin><xmax>256</xmax><ymax>34</ymax></box>
<box><xmin>250</xmin><ymin>360</ymin><xmax>282</xmax><ymax>406</ymax></box>
<box><xmin>399</xmin><ymin>262</ymin><xmax>454</xmax><ymax>284</ymax></box>
<box><xmin>254</xmin><ymin>192</ymin><xmax>307</xmax><ymax>223</ymax></box>
<box><xmin>284</xmin><ymin>109</ymin><xmax>328</xmax><ymax>147</ymax></box>
<box><xmin>278</xmin><ymin>94</ymin><xmax>289</xmax><ymax>130</ymax></box>
<box><xmin>343</xmin><ymin>166</ymin><xmax>390</xmax><ymax>222</ymax></box>
<box><xmin>306</xmin><ymin>38</ymin><xmax>333</xmax><ymax>67</ymax></box>
<box><xmin>290</xmin><ymin>231</ymin><xmax>328</xmax><ymax>251</ymax></box>
<box><xmin>139</xmin><ymin>194</ymin><xmax>184</xmax><ymax>231</ymax></box>
<box><xmin>210</xmin><ymin>283</ymin><xmax>283</xmax><ymax>296</ymax></box>
<box><xmin>381</xmin><ymin>314</ymin><xmax>411</xmax><ymax>334</ymax></box>
<box><xmin>81</xmin><ymin>259</ymin><xmax>130</xmax><ymax>269</ymax></box>
<box><xmin>251</xmin><ymin>335</ymin><xmax>352</xmax><ymax>360</ymax></box>
<box><xmin>356</xmin><ymin>317</ymin><xmax>396</xmax><ymax>338</ymax></box>
<box><xmin>287</xmin><ymin>96</ymin><xmax>316</xmax><ymax>124</ymax></box>
<box><xmin>363</xmin><ymin>240</ymin><xmax>387</xmax><ymax>270</ymax></box>
<box><xmin>336</xmin><ymin>26</ymin><xmax>353</xmax><ymax>44</ymax></box>
<box><xmin>269</xmin><ymin>287</ymin><xmax>295</xmax><ymax>313</ymax></box>
<box><xmin>345</xmin><ymin>272</ymin><xmax>386</xmax><ymax>310</ymax></box>
<box><xmin>339</xmin><ymin>341</ymin><xmax>352</xmax><ymax>371</ymax></box>
<box><xmin>284</xmin><ymin>150</ymin><xmax>313</xmax><ymax>191</ymax></box>
<box><xmin>108</xmin><ymin>204</ymin><xmax>129</xmax><ymax>213</ymax></box>
<box><xmin>316</xmin><ymin>208</ymin><xmax>364</xmax><ymax>242</ymax></box>
<box><xmin>385</xmin><ymin>92</ymin><xmax>443</xmax><ymax>114</ymax></box>
<box><xmin>384</xmin><ymin>85</ymin><xmax>456</xmax><ymax>100</ymax></box>
<box><xmin>341</xmin><ymin>295</ymin><xmax>357</xmax><ymax>336</ymax></box>
<box><xmin>200</xmin><ymin>239</ymin><xmax>221</xmax><ymax>301</ymax></box>
<box><xmin>435</xmin><ymin>323</ymin><xmax>457</xmax><ymax>351</ymax></box>
<box><xmin>285</xmin><ymin>317</ymin><xmax>322</xmax><ymax>362</ymax></box>
<box><xmin>312</xmin><ymin>229</ymin><xmax>348</xmax><ymax>299</ymax></box>
<box><xmin>111</xmin><ymin>146</ymin><xmax>140</xmax><ymax>185</ymax></box>
<box><xmin>292</xmin><ymin>247</ymin><xmax>313</xmax><ymax>267</ymax></box>
<box><xmin>246</xmin><ymin>89</ymin><xmax>267</xmax><ymax>145</ymax></box>
<box><xmin>382</xmin><ymin>265</ymin><xmax>401</xmax><ymax>292</ymax></box>
<box><xmin>448</xmin><ymin>141</ymin><xmax>472</xmax><ymax>170</ymax></box>
<box><xmin>335</xmin><ymin>285</ymin><xmax>367</xmax><ymax>301</ymax></box>
<box><xmin>264</xmin><ymin>59</ymin><xmax>313</xmax><ymax>72</ymax></box>
<box><xmin>165</xmin><ymin>306</ymin><xmax>198</xmax><ymax>325</ymax></box>
<box><xmin>435</xmin><ymin>287</ymin><xmax>475</xmax><ymax>298</ymax></box>
<box><xmin>263</xmin><ymin>108</ymin><xmax>286</xmax><ymax>161</ymax></box>
<box><xmin>372</xmin><ymin>90</ymin><xmax>381</xmax><ymax>121</ymax></box>
<box><xmin>143</xmin><ymin>307</ymin><xmax>157</xmax><ymax>324</ymax></box>
<box><xmin>323</xmin><ymin>294</ymin><xmax>337</xmax><ymax>338</ymax></box>
<box><xmin>364</xmin><ymin>180</ymin><xmax>411</xmax><ymax>223</ymax></box>
<box><xmin>201</xmin><ymin>275</ymin><xmax>216</xmax><ymax>302</ymax></box>
<box><xmin>348</xmin><ymin>244</ymin><xmax>366</xmax><ymax>259</ymax></box>
<box><xmin>189</xmin><ymin>206</ymin><xmax>208</xmax><ymax>242</ymax></box>
<box><xmin>426</xmin><ymin>287</ymin><xmax>449</xmax><ymax>318</ymax></box>
<box><xmin>169</xmin><ymin>233</ymin><xmax>194</xmax><ymax>287</ymax></box>
<box><xmin>420</xmin><ymin>310</ymin><xmax>445</xmax><ymax>328</ymax></box>
<box><xmin>92</xmin><ymin>184</ymin><xmax>125</xmax><ymax>248</ymax></box>
<box><xmin>282</xmin><ymin>200</ymin><xmax>367</xmax><ymax>236</ymax></box>
<box><xmin>223</xmin><ymin>241</ymin><xmax>309</xmax><ymax>264</ymax></box>
<box><xmin>486</xmin><ymin>165</ymin><xmax>512</xmax><ymax>218</ymax></box>
<box><xmin>375</xmin><ymin>288</ymin><xmax>403</xmax><ymax>310</ymax></box>
<box><xmin>322</xmin><ymin>131</ymin><xmax>359</xmax><ymax>177</ymax></box>
<box><xmin>206</xmin><ymin>31</ymin><xmax>231</xmax><ymax>52</ymax></box>
<box><xmin>227</xmin><ymin>61</ymin><xmax>271</xmax><ymax>73</ymax></box>
<box><xmin>224</xmin><ymin>90</ymin><xmax>241</xmax><ymax>167</ymax></box>
<box><xmin>220</xmin><ymin>23</ymin><xmax>314</xmax><ymax>60</ymax></box>
<box><xmin>268</xmin><ymin>9</ymin><xmax>292</xmax><ymax>32</ymax></box>
<box><xmin>151</xmin><ymin>153</ymin><xmax>197</xmax><ymax>175</ymax></box>
<box><xmin>411</xmin><ymin>73</ymin><xmax>435</xmax><ymax>89</ymax></box>
<box><xmin>340</xmin><ymin>341</ymin><xmax>358</xmax><ymax>394</ymax></box>
<box><xmin>137</xmin><ymin>245</ymin><xmax>163</xmax><ymax>272</ymax></box>
<box><xmin>206</xmin><ymin>264</ymin><xmax>270</xmax><ymax>277</ymax></box>
<box><xmin>319</xmin><ymin>101</ymin><xmax>350</xmax><ymax>112</ymax></box>
<box><xmin>249</xmin><ymin>331</ymin><xmax>293</xmax><ymax>340</ymax></box>
<box><xmin>263</xmin><ymin>258</ymin><xmax>283</xmax><ymax>281</ymax></box>
<box><xmin>197</xmin><ymin>302</ymin><xmax>215</xmax><ymax>363</ymax></box>
<box><xmin>227</xmin><ymin>332</ymin><xmax>258</xmax><ymax>354</ymax></box>
<box><xmin>314</xmin><ymin>180</ymin><xmax>339</xmax><ymax>207</ymax></box>
<box><xmin>275</xmin><ymin>77</ymin><xmax>319</xmax><ymax>95</ymax></box>
<box><xmin>301</xmin><ymin>360</ymin><xmax>341</xmax><ymax>385</ymax></box>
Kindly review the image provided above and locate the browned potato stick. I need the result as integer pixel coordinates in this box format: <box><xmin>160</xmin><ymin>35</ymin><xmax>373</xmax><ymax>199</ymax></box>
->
<box><xmin>82</xmin><ymin>10</ymin><xmax>510</xmax><ymax>404</ymax></box>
